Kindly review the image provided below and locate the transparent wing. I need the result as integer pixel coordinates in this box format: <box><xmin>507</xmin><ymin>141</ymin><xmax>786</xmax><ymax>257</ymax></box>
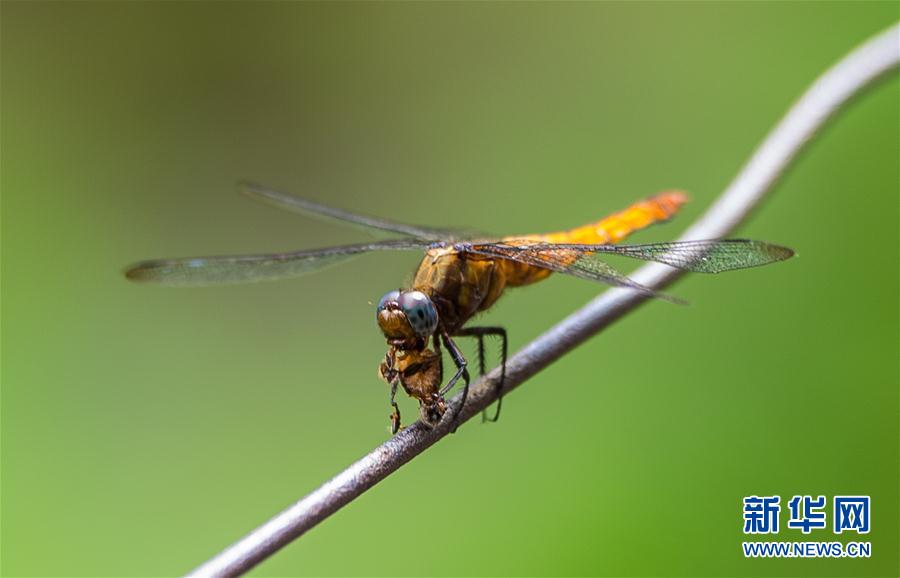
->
<box><xmin>241</xmin><ymin>182</ymin><xmax>477</xmax><ymax>240</ymax></box>
<box><xmin>124</xmin><ymin>239</ymin><xmax>433</xmax><ymax>286</ymax></box>
<box><xmin>462</xmin><ymin>242</ymin><xmax>681</xmax><ymax>302</ymax></box>
<box><xmin>518</xmin><ymin>239</ymin><xmax>795</xmax><ymax>273</ymax></box>
<box><xmin>462</xmin><ymin>238</ymin><xmax>794</xmax><ymax>301</ymax></box>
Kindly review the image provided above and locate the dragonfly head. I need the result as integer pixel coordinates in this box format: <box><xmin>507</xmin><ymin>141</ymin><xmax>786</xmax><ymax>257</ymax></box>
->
<box><xmin>376</xmin><ymin>289</ymin><xmax>439</xmax><ymax>346</ymax></box>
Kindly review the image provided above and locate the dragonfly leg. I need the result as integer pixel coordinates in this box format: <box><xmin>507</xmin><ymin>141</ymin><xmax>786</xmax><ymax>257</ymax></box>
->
<box><xmin>454</xmin><ymin>326</ymin><xmax>508</xmax><ymax>423</ymax></box>
<box><xmin>380</xmin><ymin>350</ymin><xmax>403</xmax><ymax>434</ymax></box>
<box><xmin>389</xmin><ymin>375</ymin><xmax>402</xmax><ymax>435</ymax></box>
<box><xmin>439</xmin><ymin>329</ymin><xmax>469</xmax><ymax>432</ymax></box>
<box><xmin>432</xmin><ymin>332</ymin><xmax>442</xmax><ymax>355</ymax></box>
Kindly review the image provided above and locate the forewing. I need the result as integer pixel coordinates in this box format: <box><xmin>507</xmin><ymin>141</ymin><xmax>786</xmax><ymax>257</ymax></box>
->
<box><xmin>241</xmin><ymin>182</ymin><xmax>477</xmax><ymax>240</ymax></box>
<box><xmin>463</xmin><ymin>241</ymin><xmax>682</xmax><ymax>303</ymax></box>
<box><xmin>462</xmin><ymin>238</ymin><xmax>793</xmax><ymax>302</ymax></box>
<box><xmin>551</xmin><ymin>239</ymin><xmax>795</xmax><ymax>273</ymax></box>
<box><xmin>125</xmin><ymin>239</ymin><xmax>431</xmax><ymax>286</ymax></box>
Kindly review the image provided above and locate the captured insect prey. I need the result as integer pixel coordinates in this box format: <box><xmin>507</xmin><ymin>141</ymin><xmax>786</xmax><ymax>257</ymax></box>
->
<box><xmin>125</xmin><ymin>184</ymin><xmax>794</xmax><ymax>433</ymax></box>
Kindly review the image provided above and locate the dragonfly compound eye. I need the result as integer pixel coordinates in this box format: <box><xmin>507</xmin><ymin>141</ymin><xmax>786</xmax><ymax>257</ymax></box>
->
<box><xmin>376</xmin><ymin>290</ymin><xmax>401</xmax><ymax>314</ymax></box>
<box><xmin>397</xmin><ymin>291</ymin><xmax>439</xmax><ymax>337</ymax></box>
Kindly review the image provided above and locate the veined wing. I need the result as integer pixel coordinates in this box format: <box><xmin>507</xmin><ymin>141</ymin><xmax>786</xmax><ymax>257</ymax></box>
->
<box><xmin>506</xmin><ymin>239</ymin><xmax>795</xmax><ymax>273</ymax></box>
<box><xmin>462</xmin><ymin>241</ymin><xmax>680</xmax><ymax>302</ymax></box>
<box><xmin>241</xmin><ymin>182</ymin><xmax>475</xmax><ymax>240</ymax></box>
<box><xmin>125</xmin><ymin>239</ymin><xmax>433</xmax><ymax>286</ymax></box>
<box><xmin>462</xmin><ymin>239</ymin><xmax>794</xmax><ymax>301</ymax></box>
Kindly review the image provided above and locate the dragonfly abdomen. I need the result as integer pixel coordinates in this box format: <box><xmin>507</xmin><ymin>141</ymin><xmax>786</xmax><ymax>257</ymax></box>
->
<box><xmin>535</xmin><ymin>190</ymin><xmax>687</xmax><ymax>245</ymax></box>
<box><xmin>500</xmin><ymin>190</ymin><xmax>689</xmax><ymax>287</ymax></box>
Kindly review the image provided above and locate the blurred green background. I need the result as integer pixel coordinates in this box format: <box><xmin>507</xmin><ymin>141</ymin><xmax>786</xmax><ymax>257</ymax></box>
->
<box><xmin>2</xmin><ymin>3</ymin><xmax>897</xmax><ymax>577</ymax></box>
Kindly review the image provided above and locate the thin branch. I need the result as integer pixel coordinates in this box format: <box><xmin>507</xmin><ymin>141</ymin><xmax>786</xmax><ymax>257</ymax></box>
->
<box><xmin>188</xmin><ymin>24</ymin><xmax>900</xmax><ymax>578</ymax></box>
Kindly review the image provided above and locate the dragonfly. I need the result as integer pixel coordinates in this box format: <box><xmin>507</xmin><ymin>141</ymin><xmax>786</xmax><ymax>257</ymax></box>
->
<box><xmin>125</xmin><ymin>183</ymin><xmax>794</xmax><ymax>433</ymax></box>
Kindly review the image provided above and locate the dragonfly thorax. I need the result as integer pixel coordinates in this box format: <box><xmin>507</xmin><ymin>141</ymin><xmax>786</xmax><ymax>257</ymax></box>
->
<box><xmin>376</xmin><ymin>289</ymin><xmax>439</xmax><ymax>345</ymax></box>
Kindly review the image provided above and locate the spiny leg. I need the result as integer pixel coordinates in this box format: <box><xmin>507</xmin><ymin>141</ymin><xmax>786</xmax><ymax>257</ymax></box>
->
<box><xmin>389</xmin><ymin>376</ymin><xmax>401</xmax><ymax>434</ymax></box>
<box><xmin>439</xmin><ymin>328</ymin><xmax>469</xmax><ymax>432</ymax></box>
<box><xmin>487</xmin><ymin>327</ymin><xmax>507</xmax><ymax>422</ymax></box>
<box><xmin>474</xmin><ymin>334</ymin><xmax>489</xmax><ymax>420</ymax></box>
<box><xmin>454</xmin><ymin>326</ymin><xmax>508</xmax><ymax>423</ymax></box>
<box><xmin>476</xmin><ymin>335</ymin><xmax>486</xmax><ymax>375</ymax></box>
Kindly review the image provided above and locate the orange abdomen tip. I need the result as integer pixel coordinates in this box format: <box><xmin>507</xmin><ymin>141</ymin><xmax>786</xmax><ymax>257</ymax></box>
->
<box><xmin>649</xmin><ymin>190</ymin><xmax>690</xmax><ymax>220</ymax></box>
<box><xmin>520</xmin><ymin>189</ymin><xmax>692</xmax><ymax>249</ymax></box>
<box><xmin>584</xmin><ymin>190</ymin><xmax>691</xmax><ymax>244</ymax></box>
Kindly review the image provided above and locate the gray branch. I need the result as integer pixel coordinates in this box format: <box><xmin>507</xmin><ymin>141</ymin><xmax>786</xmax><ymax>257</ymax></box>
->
<box><xmin>188</xmin><ymin>23</ymin><xmax>900</xmax><ymax>578</ymax></box>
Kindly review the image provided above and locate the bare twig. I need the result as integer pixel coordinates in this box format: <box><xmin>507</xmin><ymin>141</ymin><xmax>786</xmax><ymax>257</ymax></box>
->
<box><xmin>188</xmin><ymin>24</ymin><xmax>900</xmax><ymax>578</ymax></box>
